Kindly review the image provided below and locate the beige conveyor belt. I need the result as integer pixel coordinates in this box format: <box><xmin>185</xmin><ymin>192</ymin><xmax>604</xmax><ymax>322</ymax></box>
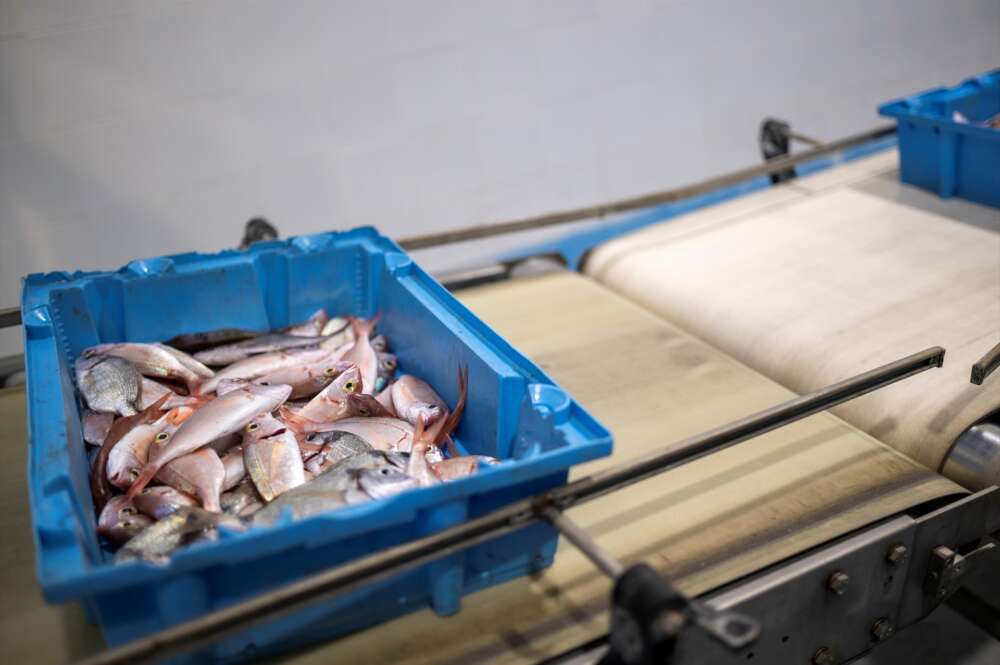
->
<box><xmin>268</xmin><ymin>272</ymin><xmax>960</xmax><ymax>664</ymax></box>
<box><xmin>0</xmin><ymin>272</ymin><xmax>964</xmax><ymax>665</ymax></box>
<box><xmin>585</xmin><ymin>149</ymin><xmax>1000</xmax><ymax>474</ymax></box>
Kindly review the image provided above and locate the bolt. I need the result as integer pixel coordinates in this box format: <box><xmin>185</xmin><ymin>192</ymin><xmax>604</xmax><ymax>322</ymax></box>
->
<box><xmin>886</xmin><ymin>544</ymin><xmax>907</xmax><ymax>565</ymax></box>
<box><xmin>871</xmin><ymin>618</ymin><xmax>894</xmax><ymax>641</ymax></box>
<box><xmin>827</xmin><ymin>570</ymin><xmax>850</xmax><ymax>595</ymax></box>
<box><xmin>812</xmin><ymin>647</ymin><xmax>835</xmax><ymax>665</ymax></box>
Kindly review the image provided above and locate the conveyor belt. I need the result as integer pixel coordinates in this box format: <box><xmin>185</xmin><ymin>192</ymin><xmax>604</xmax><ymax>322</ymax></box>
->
<box><xmin>266</xmin><ymin>272</ymin><xmax>961</xmax><ymax>665</ymax></box>
<box><xmin>585</xmin><ymin>150</ymin><xmax>1000</xmax><ymax>475</ymax></box>
<box><xmin>0</xmin><ymin>272</ymin><xmax>963</xmax><ymax>665</ymax></box>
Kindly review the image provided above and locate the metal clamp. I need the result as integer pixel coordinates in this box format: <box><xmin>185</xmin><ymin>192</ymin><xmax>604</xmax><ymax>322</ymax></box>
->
<box><xmin>926</xmin><ymin>540</ymin><xmax>997</xmax><ymax>602</ymax></box>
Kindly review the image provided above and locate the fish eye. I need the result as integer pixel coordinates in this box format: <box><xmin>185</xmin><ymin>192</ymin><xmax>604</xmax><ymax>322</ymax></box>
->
<box><xmin>359</xmin><ymin>407</ymin><xmax>371</xmax><ymax>416</ymax></box>
<box><xmin>344</xmin><ymin>381</ymin><xmax>356</xmax><ymax>392</ymax></box>
<box><xmin>121</xmin><ymin>520</ymin><xmax>134</xmax><ymax>528</ymax></box>
<box><xmin>155</xmin><ymin>432</ymin><xmax>170</xmax><ymax>443</ymax></box>
<box><xmin>324</xmin><ymin>367</ymin><xmax>338</xmax><ymax>377</ymax></box>
<box><xmin>259</xmin><ymin>381</ymin><xmax>270</xmax><ymax>386</ymax></box>
<box><xmin>385</xmin><ymin>358</ymin><xmax>396</xmax><ymax>370</ymax></box>
<box><xmin>129</xmin><ymin>469</ymin><xmax>140</xmax><ymax>480</ymax></box>
<box><xmin>121</xmin><ymin>506</ymin><xmax>136</xmax><ymax>515</ymax></box>
<box><xmin>246</xmin><ymin>422</ymin><xmax>260</xmax><ymax>432</ymax></box>
<box><xmin>379</xmin><ymin>467</ymin><xmax>391</xmax><ymax>475</ymax></box>
<box><xmin>306</xmin><ymin>433</ymin><xmax>318</xmax><ymax>442</ymax></box>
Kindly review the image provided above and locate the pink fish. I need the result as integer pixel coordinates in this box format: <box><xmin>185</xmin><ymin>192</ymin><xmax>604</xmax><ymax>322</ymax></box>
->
<box><xmin>126</xmin><ymin>383</ymin><xmax>292</xmax><ymax>500</ymax></box>
<box><xmin>220</xmin><ymin>446</ymin><xmax>246</xmax><ymax>490</ymax></box>
<box><xmin>431</xmin><ymin>456</ymin><xmax>500</xmax><ymax>481</ymax></box>
<box><xmin>156</xmin><ymin>448</ymin><xmax>226</xmax><ymax>512</ymax></box>
<box><xmin>341</xmin><ymin>318</ymin><xmax>379</xmax><ymax>394</ymax></box>
<box><xmin>97</xmin><ymin>496</ymin><xmax>152</xmax><ymax>544</ymax></box>
<box><xmin>282</xmin><ymin>365</ymin><xmax>362</xmax><ymax>424</ymax></box>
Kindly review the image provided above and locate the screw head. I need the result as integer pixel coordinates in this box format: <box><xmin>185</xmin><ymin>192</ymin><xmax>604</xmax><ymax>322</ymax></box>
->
<box><xmin>813</xmin><ymin>647</ymin><xmax>835</xmax><ymax>665</ymax></box>
<box><xmin>827</xmin><ymin>570</ymin><xmax>850</xmax><ymax>595</ymax></box>
<box><xmin>886</xmin><ymin>544</ymin><xmax>907</xmax><ymax>565</ymax></box>
<box><xmin>872</xmin><ymin>618</ymin><xmax>894</xmax><ymax>641</ymax></box>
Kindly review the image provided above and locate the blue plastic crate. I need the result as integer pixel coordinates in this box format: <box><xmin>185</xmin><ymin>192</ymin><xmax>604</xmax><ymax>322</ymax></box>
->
<box><xmin>878</xmin><ymin>69</ymin><xmax>1000</xmax><ymax>208</ymax></box>
<box><xmin>21</xmin><ymin>227</ymin><xmax>612</xmax><ymax>662</ymax></box>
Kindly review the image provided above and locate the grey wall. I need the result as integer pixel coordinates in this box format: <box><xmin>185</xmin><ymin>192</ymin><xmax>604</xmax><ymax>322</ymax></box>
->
<box><xmin>2</xmin><ymin>0</ymin><xmax>999</xmax><ymax>355</ymax></box>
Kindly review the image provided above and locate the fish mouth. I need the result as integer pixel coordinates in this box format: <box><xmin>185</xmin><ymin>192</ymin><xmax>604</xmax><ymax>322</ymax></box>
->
<box><xmin>261</xmin><ymin>428</ymin><xmax>287</xmax><ymax>439</ymax></box>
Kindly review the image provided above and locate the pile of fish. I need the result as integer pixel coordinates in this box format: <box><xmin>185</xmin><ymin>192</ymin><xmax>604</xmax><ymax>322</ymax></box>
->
<box><xmin>76</xmin><ymin>309</ymin><xmax>497</xmax><ymax>564</ymax></box>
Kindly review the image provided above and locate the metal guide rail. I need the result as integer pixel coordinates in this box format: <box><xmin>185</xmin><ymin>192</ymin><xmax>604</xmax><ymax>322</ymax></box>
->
<box><xmin>0</xmin><ymin>124</ymin><xmax>895</xmax><ymax>331</ymax></box>
<box><xmin>73</xmin><ymin>346</ymin><xmax>964</xmax><ymax>665</ymax></box>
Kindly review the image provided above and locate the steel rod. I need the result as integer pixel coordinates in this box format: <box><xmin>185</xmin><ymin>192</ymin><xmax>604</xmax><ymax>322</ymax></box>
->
<box><xmin>542</xmin><ymin>507</ymin><xmax>624</xmax><ymax>578</ymax></box>
<box><xmin>971</xmin><ymin>341</ymin><xmax>1000</xmax><ymax>385</ymax></box>
<box><xmin>0</xmin><ymin>306</ymin><xmax>19</xmax><ymax>329</ymax></box>
<box><xmin>0</xmin><ymin>126</ymin><xmax>895</xmax><ymax>326</ymax></box>
<box><xmin>73</xmin><ymin>344</ymin><xmax>942</xmax><ymax>665</ymax></box>
<box><xmin>396</xmin><ymin>125</ymin><xmax>895</xmax><ymax>251</ymax></box>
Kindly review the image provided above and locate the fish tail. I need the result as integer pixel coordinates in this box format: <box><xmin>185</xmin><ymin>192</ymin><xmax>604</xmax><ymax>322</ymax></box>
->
<box><xmin>125</xmin><ymin>464</ymin><xmax>159</xmax><ymax>501</ymax></box>
<box><xmin>444</xmin><ymin>434</ymin><xmax>462</xmax><ymax>458</ymax></box>
<box><xmin>433</xmin><ymin>365</ymin><xmax>468</xmax><ymax>446</ymax></box>
<box><xmin>350</xmin><ymin>315</ymin><xmax>380</xmax><ymax>340</ymax></box>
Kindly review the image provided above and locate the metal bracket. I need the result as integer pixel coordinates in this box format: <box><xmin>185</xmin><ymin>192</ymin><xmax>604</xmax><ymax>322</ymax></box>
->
<box><xmin>926</xmin><ymin>540</ymin><xmax>997</xmax><ymax>602</ymax></box>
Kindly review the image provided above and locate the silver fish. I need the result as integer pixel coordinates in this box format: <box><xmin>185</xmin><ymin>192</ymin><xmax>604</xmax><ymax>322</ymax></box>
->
<box><xmin>302</xmin><ymin>432</ymin><xmax>372</xmax><ymax>476</ymax></box>
<box><xmin>132</xmin><ymin>486</ymin><xmax>199</xmax><ymax>520</ymax></box>
<box><xmin>154</xmin><ymin>343</ymin><xmax>214</xmax><ymax>378</ymax></box>
<box><xmin>221</xmin><ymin>480</ymin><xmax>263</xmax><ymax>516</ymax></box>
<box><xmin>282</xmin><ymin>308</ymin><xmax>330</xmax><ymax>337</ymax></box>
<box><xmin>242</xmin><ymin>414</ymin><xmax>305</xmax><ymax>501</ymax></box>
<box><xmin>75</xmin><ymin>355</ymin><xmax>142</xmax><ymax>416</ymax></box>
<box><xmin>359</xmin><ymin>466</ymin><xmax>419</xmax><ymax>499</ymax></box>
<box><xmin>82</xmin><ymin>410</ymin><xmax>114</xmax><ymax>447</ymax></box>
<box><xmin>156</xmin><ymin>448</ymin><xmax>226</xmax><ymax>512</ymax></box>
<box><xmin>289</xmin><ymin>416</ymin><xmax>415</xmax><ymax>450</ymax></box>
<box><xmin>86</xmin><ymin>343</ymin><xmax>206</xmax><ymax>392</ymax></box>
<box><xmin>320</xmin><ymin>316</ymin><xmax>352</xmax><ymax>338</ymax></box>
<box><xmin>114</xmin><ymin>507</ymin><xmax>228</xmax><ymax>563</ymax></box>
<box><xmin>127</xmin><ymin>383</ymin><xmax>292</xmax><ymax>499</ymax></box>
<box><xmin>197</xmin><ymin>344</ymin><xmax>346</xmax><ymax>394</ymax></box>
<box><xmin>97</xmin><ymin>496</ymin><xmax>152</xmax><ymax>544</ymax></box>
<box><xmin>194</xmin><ymin>333</ymin><xmax>329</xmax><ymax>366</ymax></box>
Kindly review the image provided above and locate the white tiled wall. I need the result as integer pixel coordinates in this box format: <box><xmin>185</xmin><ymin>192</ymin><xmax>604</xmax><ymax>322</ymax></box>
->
<box><xmin>1</xmin><ymin>0</ymin><xmax>999</xmax><ymax>355</ymax></box>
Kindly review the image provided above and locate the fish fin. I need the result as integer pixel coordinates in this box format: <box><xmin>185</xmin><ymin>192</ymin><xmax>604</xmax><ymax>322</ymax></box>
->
<box><xmin>349</xmin><ymin>315</ymin><xmax>379</xmax><ymax>341</ymax></box>
<box><xmin>142</xmin><ymin>394</ymin><xmax>171</xmax><ymax>421</ymax></box>
<box><xmin>278</xmin><ymin>405</ymin><xmax>319</xmax><ymax>434</ymax></box>
<box><xmin>432</xmin><ymin>365</ymin><xmax>468</xmax><ymax>446</ymax></box>
<box><xmin>125</xmin><ymin>463</ymin><xmax>159</xmax><ymax>501</ymax></box>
